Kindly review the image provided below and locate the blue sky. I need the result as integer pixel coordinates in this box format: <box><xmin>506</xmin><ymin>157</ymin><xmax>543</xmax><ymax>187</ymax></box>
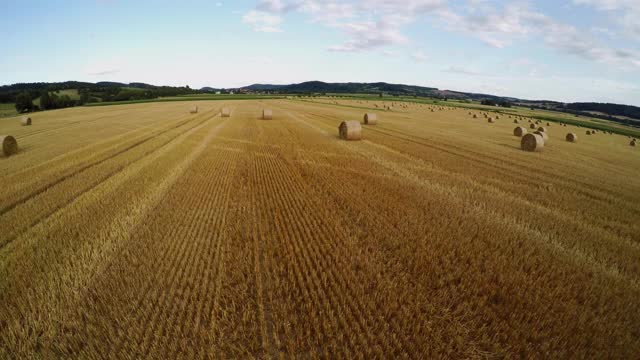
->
<box><xmin>1</xmin><ymin>0</ymin><xmax>639</xmax><ymax>105</ymax></box>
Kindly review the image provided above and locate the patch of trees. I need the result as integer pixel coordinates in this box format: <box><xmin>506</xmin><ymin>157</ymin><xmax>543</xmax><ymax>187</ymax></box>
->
<box><xmin>1</xmin><ymin>81</ymin><xmax>201</xmax><ymax>107</ymax></box>
<box><xmin>481</xmin><ymin>99</ymin><xmax>512</xmax><ymax>107</ymax></box>
<box><xmin>15</xmin><ymin>92</ymin><xmax>34</xmax><ymax>113</ymax></box>
<box><xmin>39</xmin><ymin>91</ymin><xmax>78</xmax><ymax>110</ymax></box>
<box><xmin>566</xmin><ymin>102</ymin><xmax>640</xmax><ymax>120</ymax></box>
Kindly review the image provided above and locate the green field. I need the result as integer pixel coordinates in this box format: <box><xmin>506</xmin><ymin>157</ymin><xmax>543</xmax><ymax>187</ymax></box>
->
<box><xmin>0</xmin><ymin>103</ymin><xmax>17</xmax><ymax>118</ymax></box>
<box><xmin>84</xmin><ymin>94</ymin><xmax>286</xmax><ymax>107</ymax></box>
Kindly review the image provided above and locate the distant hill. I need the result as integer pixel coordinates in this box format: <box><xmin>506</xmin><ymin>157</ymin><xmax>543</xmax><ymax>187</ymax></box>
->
<box><xmin>236</xmin><ymin>81</ymin><xmax>639</xmax><ymax>125</ymax></box>
<box><xmin>242</xmin><ymin>81</ymin><xmax>524</xmax><ymax>103</ymax></box>
<box><xmin>243</xmin><ymin>81</ymin><xmax>438</xmax><ymax>95</ymax></box>
<box><xmin>2</xmin><ymin>80</ymin><xmax>639</xmax><ymax>126</ymax></box>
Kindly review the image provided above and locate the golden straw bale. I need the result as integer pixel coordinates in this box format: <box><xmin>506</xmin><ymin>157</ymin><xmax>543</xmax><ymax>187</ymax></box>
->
<box><xmin>1</xmin><ymin>135</ymin><xmax>18</xmax><ymax>156</ymax></box>
<box><xmin>363</xmin><ymin>113</ymin><xmax>377</xmax><ymax>125</ymax></box>
<box><xmin>514</xmin><ymin>127</ymin><xmax>527</xmax><ymax>137</ymax></box>
<box><xmin>521</xmin><ymin>133</ymin><xmax>544</xmax><ymax>152</ymax></box>
<box><xmin>339</xmin><ymin>121</ymin><xmax>362</xmax><ymax>140</ymax></box>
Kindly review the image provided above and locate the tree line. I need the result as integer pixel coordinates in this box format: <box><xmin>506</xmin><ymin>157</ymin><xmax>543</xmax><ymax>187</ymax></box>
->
<box><xmin>5</xmin><ymin>82</ymin><xmax>201</xmax><ymax>113</ymax></box>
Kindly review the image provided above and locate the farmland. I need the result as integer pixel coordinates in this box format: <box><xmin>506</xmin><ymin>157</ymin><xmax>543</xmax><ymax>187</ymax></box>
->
<box><xmin>0</xmin><ymin>103</ymin><xmax>17</xmax><ymax>118</ymax></box>
<box><xmin>0</xmin><ymin>99</ymin><xmax>639</xmax><ymax>358</ymax></box>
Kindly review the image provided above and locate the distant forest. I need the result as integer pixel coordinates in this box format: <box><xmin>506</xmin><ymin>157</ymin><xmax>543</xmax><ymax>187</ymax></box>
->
<box><xmin>566</xmin><ymin>103</ymin><xmax>640</xmax><ymax>120</ymax></box>
<box><xmin>1</xmin><ymin>81</ymin><xmax>200</xmax><ymax>112</ymax></box>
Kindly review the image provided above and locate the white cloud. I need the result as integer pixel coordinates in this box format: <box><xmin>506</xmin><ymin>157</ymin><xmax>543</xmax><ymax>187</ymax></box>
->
<box><xmin>244</xmin><ymin>0</ymin><xmax>639</xmax><ymax>69</ymax></box>
<box><xmin>242</xmin><ymin>10</ymin><xmax>283</xmax><ymax>32</ymax></box>
<box><xmin>438</xmin><ymin>3</ymin><xmax>640</xmax><ymax>69</ymax></box>
<box><xmin>84</xmin><ymin>57</ymin><xmax>125</xmax><ymax>76</ymax></box>
<box><xmin>572</xmin><ymin>0</ymin><xmax>635</xmax><ymax>10</ymax></box>
<box><xmin>443</xmin><ymin>65</ymin><xmax>495</xmax><ymax>77</ymax></box>
<box><xmin>256</xmin><ymin>0</ymin><xmax>303</xmax><ymax>13</ymax></box>
<box><xmin>328</xmin><ymin>18</ymin><xmax>409</xmax><ymax>52</ymax></box>
<box><xmin>411</xmin><ymin>51</ymin><xmax>429</xmax><ymax>63</ymax></box>
<box><xmin>573</xmin><ymin>0</ymin><xmax>640</xmax><ymax>37</ymax></box>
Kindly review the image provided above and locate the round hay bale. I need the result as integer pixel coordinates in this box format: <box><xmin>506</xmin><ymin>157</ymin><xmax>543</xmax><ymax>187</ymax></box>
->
<box><xmin>488</xmin><ymin>117</ymin><xmax>494</xmax><ymax>123</ymax></box>
<box><xmin>221</xmin><ymin>108</ymin><xmax>231</xmax><ymax>118</ymax></box>
<box><xmin>586</xmin><ymin>130</ymin><xmax>591</xmax><ymax>135</ymax></box>
<box><xmin>189</xmin><ymin>106</ymin><xmax>198</xmax><ymax>114</ymax></box>
<box><xmin>547</xmin><ymin>122</ymin><xmax>551</xmax><ymax>126</ymax></box>
<box><xmin>21</xmin><ymin>116</ymin><xmax>32</xmax><ymax>126</ymax></box>
<box><xmin>534</xmin><ymin>130</ymin><xmax>549</xmax><ymax>142</ymax></box>
<box><xmin>537</xmin><ymin>126</ymin><xmax>547</xmax><ymax>133</ymax></box>
<box><xmin>496</xmin><ymin>115</ymin><xmax>500</xmax><ymax>119</ymax></box>
<box><xmin>513</xmin><ymin>119</ymin><xmax>519</xmax><ymax>124</ymax></box>
<box><xmin>339</xmin><ymin>121</ymin><xmax>362</xmax><ymax>141</ymax></box>
<box><xmin>473</xmin><ymin>114</ymin><xmax>477</xmax><ymax>118</ymax></box>
<box><xmin>566</xmin><ymin>133</ymin><xmax>577</xmax><ymax>142</ymax></box>
<box><xmin>631</xmin><ymin>140</ymin><xmax>637</xmax><ymax>147</ymax></box>
<box><xmin>1</xmin><ymin>135</ymin><xmax>18</xmax><ymax>157</ymax></box>
<box><xmin>363</xmin><ymin>113</ymin><xmax>377</xmax><ymax>125</ymax></box>
<box><xmin>262</xmin><ymin>109</ymin><xmax>273</xmax><ymax>120</ymax></box>
<box><xmin>521</xmin><ymin>133</ymin><xmax>544</xmax><ymax>152</ymax></box>
<box><xmin>514</xmin><ymin>127</ymin><xmax>527</xmax><ymax>137</ymax></box>
<box><xmin>530</xmin><ymin>123</ymin><xmax>536</xmax><ymax>129</ymax></box>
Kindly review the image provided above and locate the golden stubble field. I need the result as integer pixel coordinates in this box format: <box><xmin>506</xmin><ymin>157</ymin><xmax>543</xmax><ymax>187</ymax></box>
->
<box><xmin>0</xmin><ymin>99</ymin><xmax>639</xmax><ymax>358</ymax></box>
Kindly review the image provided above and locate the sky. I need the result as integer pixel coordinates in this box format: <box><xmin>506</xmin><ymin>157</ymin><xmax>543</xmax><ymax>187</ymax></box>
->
<box><xmin>1</xmin><ymin>0</ymin><xmax>639</xmax><ymax>105</ymax></box>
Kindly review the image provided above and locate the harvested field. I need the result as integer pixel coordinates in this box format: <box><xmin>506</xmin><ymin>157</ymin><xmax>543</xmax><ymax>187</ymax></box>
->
<box><xmin>0</xmin><ymin>99</ymin><xmax>639</xmax><ymax>358</ymax></box>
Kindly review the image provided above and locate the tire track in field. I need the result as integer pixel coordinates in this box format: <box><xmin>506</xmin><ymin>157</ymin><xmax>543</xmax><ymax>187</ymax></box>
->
<box><xmin>0</xmin><ymin>113</ymin><xmax>232</xmax><ymax>357</ymax></box>
<box><xmin>14</xmin><ymin>109</ymin><xmax>136</xmax><ymax>140</ymax></box>
<box><xmin>262</xmin><ymin>146</ymin><xmax>397</xmax><ymax>358</ymax></box>
<box><xmin>246</xmin><ymin>148</ymin><xmax>287</xmax><ymax>359</ymax></box>
<box><xmin>0</xmin><ymin>110</ymin><xmax>220</xmax><ymax>248</ymax></box>
<box><xmin>244</xmin><ymin>139</ymin><xmax>332</xmax><ymax>357</ymax></box>
<box><xmin>269</xmin><ymin>111</ymin><xmax>416</xmax><ymax>356</ymax></box>
<box><xmin>3</xmin><ymin>110</ymin><xmax>187</xmax><ymax>183</ymax></box>
<box><xmin>246</xmin><ymin>113</ymin><xmax>404</xmax><ymax>357</ymax></box>
<box><xmin>130</xmin><ymin>107</ymin><xmax>244</xmax><ymax>353</ymax></box>
<box><xmin>0</xmin><ymin>109</ymin><xmax>216</xmax><ymax>217</ymax></box>
<box><xmin>108</xmin><ymin>130</ymin><xmax>236</xmax><ymax>357</ymax></box>
<box><xmin>250</xmin><ymin>145</ymin><xmax>348</xmax><ymax>357</ymax></box>
<box><xmin>88</xmin><ymin>128</ymin><xmax>241</xmax><ymax>357</ymax></box>
<box><xmin>145</xmin><ymin>148</ymin><xmax>239</xmax><ymax>359</ymax></box>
